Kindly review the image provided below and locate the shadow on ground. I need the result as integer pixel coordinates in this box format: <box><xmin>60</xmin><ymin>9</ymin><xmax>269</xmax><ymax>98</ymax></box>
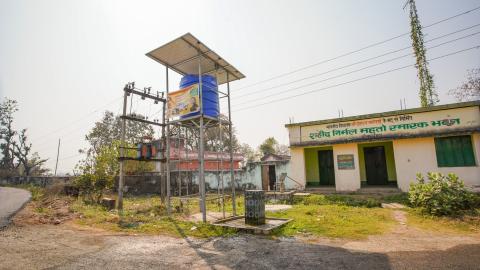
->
<box><xmin>1</xmin><ymin>224</ymin><xmax>480</xmax><ymax>270</ymax></box>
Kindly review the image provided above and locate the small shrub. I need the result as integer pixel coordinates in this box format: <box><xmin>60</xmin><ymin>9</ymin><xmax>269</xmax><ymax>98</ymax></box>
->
<box><xmin>408</xmin><ymin>172</ymin><xmax>475</xmax><ymax>216</ymax></box>
<box><xmin>297</xmin><ymin>194</ymin><xmax>328</xmax><ymax>205</ymax></box>
<box><xmin>382</xmin><ymin>193</ymin><xmax>409</xmax><ymax>204</ymax></box>
<box><xmin>73</xmin><ymin>173</ymin><xmax>110</xmax><ymax>203</ymax></box>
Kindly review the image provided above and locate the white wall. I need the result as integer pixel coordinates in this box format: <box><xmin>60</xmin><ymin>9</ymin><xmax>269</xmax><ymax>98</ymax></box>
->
<box><xmin>393</xmin><ymin>133</ymin><xmax>480</xmax><ymax>191</ymax></box>
<box><xmin>289</xmin><ymin>147</ymin><xmax>306</xmax><ymax>189</ymax></box>
<box><xmin>333</xmin><ymin>143</ymin><xmax>361</xmax><ymax>192</ymax></box>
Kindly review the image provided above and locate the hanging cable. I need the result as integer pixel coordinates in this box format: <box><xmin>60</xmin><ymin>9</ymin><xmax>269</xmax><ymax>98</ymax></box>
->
<box><xmin>234</xmin><ymin>45</ymin><xmax>480</xmax><ymax>112</ymax></box>
<box><xmin>233</xmin><ymin>6</ymin><xmax>480</xmax><ymax>92</ymax></box>
<box><xmin>233</xmin><ymin>23</ymin><xmax>480</xmax><ymax>101</ymax></box>
<box><xmin>232</xmin><ymin>31</ymin><xmax>480</xmax><ymax>108</ymax></box>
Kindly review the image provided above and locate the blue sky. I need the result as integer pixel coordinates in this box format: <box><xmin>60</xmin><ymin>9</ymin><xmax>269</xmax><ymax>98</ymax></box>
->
<box><xmin>1</xmin><ymin>0</ymin><xmax>479</xmax><ymax>174</ymax></box>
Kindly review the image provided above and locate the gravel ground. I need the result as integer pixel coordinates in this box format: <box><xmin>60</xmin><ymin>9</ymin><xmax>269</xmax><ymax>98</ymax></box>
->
<box><xmin>1</xmin><ymin>215</ymin><xmax>480</xmax><ymax>270</ymax></box>
<box><xmin>1</xmin><ymin>200</ymin><xmax>480</xmax><ymax>270</ymax></box>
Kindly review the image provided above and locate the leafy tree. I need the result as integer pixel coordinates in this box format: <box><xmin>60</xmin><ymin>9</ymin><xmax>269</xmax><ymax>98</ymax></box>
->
<box><xmin>405</xmin><ymin>0</ymin><xmax>438</xmax><ymax>107</ymax></box>
<box><xmin>12</xmin><ymin>129</ymin><xmax>48</xmax><ymax>176</ymax></box>
<box><xmin>259</xmin><ymin>137</ymin><xmax>277</xmax><ymax>155</ymax></box>
<box><xmin>78</xmin><ymin>110</ymin><xmax>155</xmax><ymax>173</ymax></box>
<box><xmin>75</xmin><ymin>111</ymin><xmax>156</xmax><ymax>201</ymax></box>
<box><xmin>0</xmin><ymin>98</ymin><xmax>18</xmax><ymax>170</ymax></box>
<box><xmin>83</xmin><ymin>111</ymin><xmax>154</xmax><ymax>157</ymax></box>
<box><xmin>449</xmin><ymin>68</ymin><xmax>480</xmax><ymax>101</ymax></box>
<box><xmin>75</xmin><ymin>141</ymin><xmax>119</xmax><ymax>202</ymax></box>
<box><xmin>238</xmin><ymin>143</ymin><xmax>260</xmax><ymax>163</ymax></box>
<box><xmin>258</xmin><ymin>137</ymin><xmax>290</xmax><ymax>156</ymax></box>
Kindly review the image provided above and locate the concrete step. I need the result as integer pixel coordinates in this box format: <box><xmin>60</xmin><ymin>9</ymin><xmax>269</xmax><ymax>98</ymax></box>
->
<box><xmin>305</xmin><ymin>186</ymin><xmax>403</xmax><ymax>195</ymax></box>
<box><xmin>357</xmin><ymin>187</ymin><xmax>402</xmax><ymax>194</ymax></box>
<box><xmin>304</xmin><ymin>187</ymin><xmax>337</xmax><ymax>194</ymax></box>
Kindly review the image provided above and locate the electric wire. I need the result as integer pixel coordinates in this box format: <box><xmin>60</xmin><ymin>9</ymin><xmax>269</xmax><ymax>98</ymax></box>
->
<box><xmin>232</xmin><ymin>23</ymin><xmax>480</xmax><ymax>101</ymax></box>
<box><xmin>233</xmin><ymin>45</ymin><xmax>480</xmax><ymax>112</ymax></box>
<box><xmin>32</xmin><ymin>97</ymin><xmax>123</xmax><ymax>152</ymax></box>
<box><xmin>233</xmin><ymin>6</ymin><xmax>480</xmax><ymax>92</ymax></box>
<box><xmin>232</xmin><ymin>31</ymin><xmax>480</xmax><ymax>107</ymax></box>
<box><xmin>32</xmin><ymin>96</ymin><xmax>123</xmax><ymax>145</ymax></box>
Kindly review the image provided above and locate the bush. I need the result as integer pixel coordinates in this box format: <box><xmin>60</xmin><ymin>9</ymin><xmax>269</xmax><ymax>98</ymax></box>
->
<box><xmin>408</xmin><ymin>172</ymin><xmax>475</xmax><ymax>216</ymax></box>
<box><xmin>74</xmin><ymin>173</ymin><xmax>110</xmax><ymax>203</ymax></box>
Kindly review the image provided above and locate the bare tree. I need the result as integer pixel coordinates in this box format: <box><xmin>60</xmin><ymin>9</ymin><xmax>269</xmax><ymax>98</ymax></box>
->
<box><xmin>13</xmin><ymin>129</ymin><xmax>48</xmax><ymax>176</ymax></box>
<box><xmin>449</xmin><ymin>68</ymin><xmax>480</xmax><ymax>101</ymax></box>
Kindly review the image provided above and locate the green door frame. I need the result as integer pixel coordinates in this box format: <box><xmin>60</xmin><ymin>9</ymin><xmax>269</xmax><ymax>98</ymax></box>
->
<box><xmin>304</xmin><ymin>146</ymin><xmax>333</xmax><ymax>187</ymax></box>
<box><xmin>318</xmin><ymin>149</ymin><xmax>335</xmax><ymax>186</ymax></box>
<box><xmin>358</xmin><ymin>141</ymin><xmax>397</xmax><ymax>187</ymax></box>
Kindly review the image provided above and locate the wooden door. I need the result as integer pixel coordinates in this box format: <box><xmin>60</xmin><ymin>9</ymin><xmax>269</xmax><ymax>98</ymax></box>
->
<box><xmin>268</xmin><ymin>165</ymin><xmax>276</xmax><ymax>190</ymax></box>
<box><xmin>364</xmin><ymin>146</ymin><xmax>389</xmax><ymax>185</ymax></box>
<box><xmin>318</xmin><ymin>150</ymin><xmax>335</xmax><ymax>186</ymax></box>
<box><xmin>261</xmin><ymin>165</ymin><xmax>269</xmax><ymax>190</ymax></box>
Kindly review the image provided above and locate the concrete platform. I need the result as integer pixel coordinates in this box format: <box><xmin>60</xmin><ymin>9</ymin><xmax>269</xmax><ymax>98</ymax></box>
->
<box><xmin>265</xmin><ymin>204</ymin><xmax>292</xmax><ymax>212</ymax></box>
<box><xmin>212</xmin><ymin>216</ymin><xmax>292</xmax><ymax>234</ymax></box>
<box><xmin>187</xmin><ymin>212</ymin><xmax>227</xmax><ymax>223</ymax></box>
<box><xmin>265</xmin><ymin>191</ymin><xmax>295</xmax><ymax>202</ymax></box>
<box><xmin>293</xmin><ymin>192</ymin><xmax>311</xmax><ymax>197</ymax></box>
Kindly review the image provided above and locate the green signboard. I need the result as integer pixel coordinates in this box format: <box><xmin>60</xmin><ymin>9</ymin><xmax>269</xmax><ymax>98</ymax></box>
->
<box><xmin>337</xmin><ymin>154</ymin><xmax>354</xmax><ymax>170</ymax></box>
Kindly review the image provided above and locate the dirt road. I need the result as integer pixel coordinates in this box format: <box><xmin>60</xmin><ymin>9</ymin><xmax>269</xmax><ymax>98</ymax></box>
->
<box><xmin>1</xmin><ymin>214</ymin><xmax>480</xmax><ymax>270</ymax></box>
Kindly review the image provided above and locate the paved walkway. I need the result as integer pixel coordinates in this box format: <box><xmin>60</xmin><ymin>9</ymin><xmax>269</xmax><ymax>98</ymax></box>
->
<box><xmin>0</xmin><ymin>187</ymin><xmax>31</xmax><ymax>229</ymax></box>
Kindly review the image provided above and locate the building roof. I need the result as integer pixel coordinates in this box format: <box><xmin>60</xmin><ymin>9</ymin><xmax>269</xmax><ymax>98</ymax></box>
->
<box><xmin>260</xmin><ymin>153</ymin><xmax>291</xmax><ymax>162</ymax></box>
<box><xmin>285</xmin><ymin>101</ymin><xmax>480</xmax><ymax>128</ymax></box>
<box><xmin>146</xmin><ymin>33</ymin><xmax>245</xmax><ymax>85</ymax></box>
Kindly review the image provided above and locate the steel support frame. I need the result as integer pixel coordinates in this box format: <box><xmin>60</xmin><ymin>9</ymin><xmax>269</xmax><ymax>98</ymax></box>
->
<box><xmin>162</xmin><ymin>52</ymin><xmax>237</xmax><ymax>223</ymax></box>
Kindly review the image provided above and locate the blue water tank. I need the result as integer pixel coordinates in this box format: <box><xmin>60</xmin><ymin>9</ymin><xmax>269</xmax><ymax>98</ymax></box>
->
<box><xmin>179</xmin><ymin>74</ymin><xmax>219</xmax><ymax>118</ymax></box>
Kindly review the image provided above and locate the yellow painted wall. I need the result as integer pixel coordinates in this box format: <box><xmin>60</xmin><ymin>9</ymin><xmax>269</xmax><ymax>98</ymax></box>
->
<box><xmin>304</xmin><ymin>146</ymin><xmax>333</xmax><ymax>186</ymax></box>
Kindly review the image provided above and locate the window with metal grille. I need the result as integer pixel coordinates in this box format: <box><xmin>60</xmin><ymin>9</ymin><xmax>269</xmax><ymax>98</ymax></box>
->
<box><xmin>434</xmin><ymin>135</ymin><xmax>476</xmax><ymax>167</ymax></box>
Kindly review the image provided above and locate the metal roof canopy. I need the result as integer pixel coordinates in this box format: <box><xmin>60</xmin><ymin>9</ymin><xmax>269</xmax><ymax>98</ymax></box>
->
<box><xmin>146</xmin><ymin>33</ymin><xmax>245</xmax><ymax>85</ymax></box>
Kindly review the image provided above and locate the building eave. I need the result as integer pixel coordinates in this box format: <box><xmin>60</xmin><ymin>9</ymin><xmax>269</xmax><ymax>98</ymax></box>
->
<box><xmin>290</xmin><ymin>127</ymin><xmax>480</xmax><ymax>148</ymax></box>
<box><xmin>285</xmin><ymin>101</ymin><xmax>480</xmax><ymax>128</ymax></box>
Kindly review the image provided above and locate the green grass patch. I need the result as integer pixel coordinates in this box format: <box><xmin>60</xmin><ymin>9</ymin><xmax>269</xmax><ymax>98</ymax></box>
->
<box><xmin>71</xmin><ymin>197</ymin><xmax>236</xmax><ymax>238</ymax></box>
<box><xmin>293</xmin><ymin>194</ymin><xmax>382</xmax><ymax>208</ymax></box>
<box><xmin>270</xmin><ymin>204</ymin><xmax>395</xmax><ymax>239</ymax></box>
<box><xmin>406</xmin><ymin>208</ymin><xmax>480</xmax><ymax>234</ymax></box>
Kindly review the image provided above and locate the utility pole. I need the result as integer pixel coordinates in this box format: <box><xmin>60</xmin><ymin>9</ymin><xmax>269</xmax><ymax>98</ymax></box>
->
<box><xmin>198</xmin><ymin>52</ymin><xmax>207</xmax><ymax>223</ymax></box>
<box><xmin>118</xmin><ymin>89</ymin><xmax>129</xmax><ymax>211</ymax></box>
<box><xmin>165</xmin><ymin>67</ymin><xmax>172</xmax><ymax>215</ymax></box>
<box><xmin>54</xmin><ymin>138</ymin><xmax>60</xmax><ymax>176</ymax></box>
<box><xmin>227</xmin><ymin>72</ymin><xmax>236</xmax><ymax>216</ymax></box>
